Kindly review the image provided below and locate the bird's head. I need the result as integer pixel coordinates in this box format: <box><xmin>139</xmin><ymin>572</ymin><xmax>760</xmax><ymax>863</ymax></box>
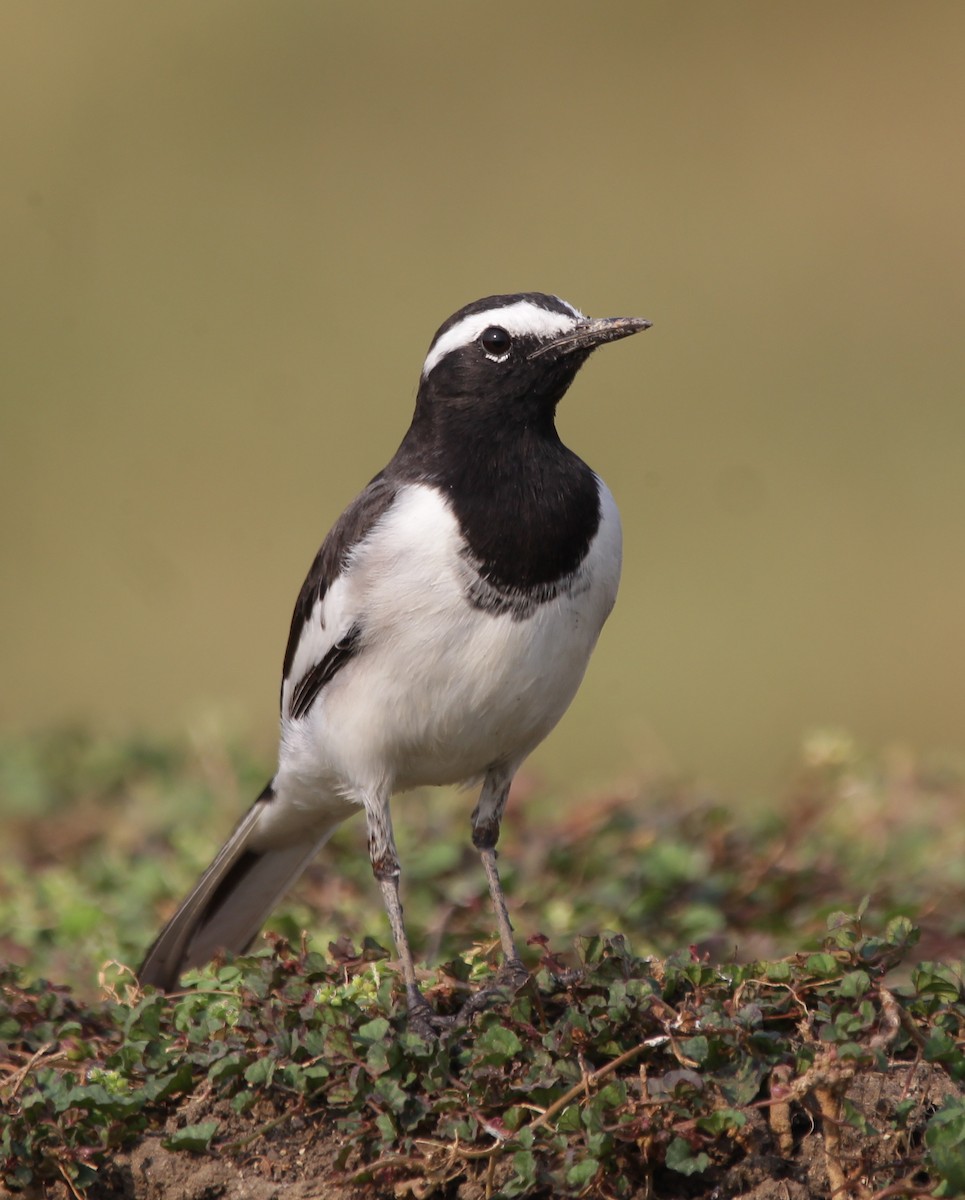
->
<box><xmin>415</xmin><ymin>293</ymin><xmax>651</xmax><ymax>430</ymax></box>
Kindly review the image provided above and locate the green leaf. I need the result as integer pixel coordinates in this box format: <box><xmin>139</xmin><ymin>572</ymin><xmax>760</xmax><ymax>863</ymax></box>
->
<box><xmin>665</xmin><ymin>1135</ymin><xmax>710</xmax><ymax>1176</ymax></box>
<box><xmin>208</xmin><ymin>1052</ymin><xmax>250</xmax><ymax>1084</ymax></box>
<box><xmin>565</xmin><ymin>1156</ymin><xmax>600</xmax><ymax>1186</ymax></box>
<box><xmin>913</xmin><ymin>963</ymin><xmax>963</xmax><ymax>1001</ymax></box>
<box><xmin>163</xmin><ymin>1120</ymin><xmax>220</xmax><ymax>1152</ymax></box>
<box><xmin>244</xmin><ymin>1056</ymin><xmax>275</xmax><ymax>1086</ymax></box>
<box><xmin>508</xmin><ymin>1149</ymin><xmax>538</xmax><ymax>1194</ymax></box>
<box><xmin>884</xmin><ymin>915</ymin><xmax>918</xmax><ymax>946</ymax></box>
<box><xmin>924</xmin><ymin>1028</ymin><xmax>960</xmax><ymax>1066</ymax></box>
<box><xmin>374</xmin><ymin>1111</ymin><xmax>396</xmax><ymax>1142</ymax></box>
<box><xmin>373</xmin><ymin>1074</ymin><xmax>409</xmax><ymax>1113</ymax></box>
<box><xmin>231</xmin><ymin>1090</ymin><xmax>257</xmax><ymax>1114</ymax></box>
<box><xmin>838</xmin><ymin>970</ymin><xmax>871</xmax><ymax>998</ymax></box>
<box><xmin>556</xmin><ymin>1104</ymin><xmax>581</xmax><ymax>1132</ymax></box>
<box><xmin>718</xmin><ymin>1057</ymin><xmax>767</xmax><ymax>1107</ymax></box>
<box><xmin>926</xmin><ymin>1100</ymin><xmax>965</xmax><ymax>1194</ymax></box>
<box><xmin>805</xmin><ymin>953</ymin><xmax>839</xmax><ymax>979</ymax></box>
<box><xmin>356</xmin><ymin>1016</ymin><xmax>390</xmax><ymax>1044</ymax></box>
<box><xmin>696</xmin><ymin>1107</ymin><xmax>747</xmax><ymax>1136</ymax></box>
<box><xmin>679</xmin><ymin>1035</ymin><xmax>709</xmax><ymax>1065</ymax></box>
<box><xmin>840</xmin><ymin>1098</ymin><xmax>875</xmax><ymax>1136</ymax></box>
<box><xmin>474</xmin><ymin>1023</ymin><xmax>523</xmax><ymax>1064</ymax></box>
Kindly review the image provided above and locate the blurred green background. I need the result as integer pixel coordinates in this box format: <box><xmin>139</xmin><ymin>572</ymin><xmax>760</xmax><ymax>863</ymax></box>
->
<box><xmin>3</xmin><ymin>2</ymin><xmax>965</xmax><ymax>802</ymax></box>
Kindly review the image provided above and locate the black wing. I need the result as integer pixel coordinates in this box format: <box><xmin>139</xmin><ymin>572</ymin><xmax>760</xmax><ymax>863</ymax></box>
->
<box><xmin>280</xmin><ymin>472</ymin><xmax>399</xmax><ymax>716</ymax></box>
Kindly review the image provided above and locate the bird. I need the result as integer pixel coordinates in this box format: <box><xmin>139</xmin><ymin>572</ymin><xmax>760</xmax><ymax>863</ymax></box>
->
<box><xmin>138</xmin><ymin>292</ymin><xmax>650</xmax><ymax>1024</ymax></box>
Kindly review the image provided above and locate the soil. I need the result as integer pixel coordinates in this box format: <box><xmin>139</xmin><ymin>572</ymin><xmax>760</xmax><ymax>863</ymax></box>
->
<box><xmin>85</xmin><ymin>1061</ymin><xmax>956</xmax><ymax>1200</ymax></box>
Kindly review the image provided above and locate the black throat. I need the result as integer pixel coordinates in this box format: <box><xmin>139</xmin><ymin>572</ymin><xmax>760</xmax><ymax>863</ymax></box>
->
<box><xmin>392</xmin><ymin>405</ymin><xmax>602</xmax><ymax>595</ymax></box>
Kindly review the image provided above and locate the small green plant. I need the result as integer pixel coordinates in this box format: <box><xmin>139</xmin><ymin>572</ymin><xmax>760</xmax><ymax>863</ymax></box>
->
<box><xmin>4</xmin><ymin>728</ymin><xmax>965</xmax><ymax>1197</ymax></box>
<box><xmin>3</xmin><ymin>916</ymin><xmax>965</xmax><ymax>1198</ymax></box>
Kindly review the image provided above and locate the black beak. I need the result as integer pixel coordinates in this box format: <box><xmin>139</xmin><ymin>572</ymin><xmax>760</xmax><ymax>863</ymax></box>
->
<box><xmin>529</xmin><ymin>315</ymin><xmax>652</xmax><ymax>360</ymax></box>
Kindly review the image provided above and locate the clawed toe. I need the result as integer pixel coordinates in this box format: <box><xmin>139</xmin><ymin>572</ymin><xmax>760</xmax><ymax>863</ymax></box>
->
<box><xmin>453</xmin><ymin>957</ymin><xmax>530</xmax><ymax>1024</ymax></box>
<box><xmin>407</xmin><ymin>1008</ymin><xmax>456</xmax><ymax>1038</ymax></box>
<box><xmin>405</xmin><ymin>989</ymin><xmax>457</xmax><ymax>1038</ymax></box>
<box><xmin>495</xmin><ymin>956</ymin><xmax>530</xmax><ymax>991</ymax></box>
<box><xmin>403</xmin><ymin>959</ymin><xmax>531</xmax><ymax>1035</ymax></box>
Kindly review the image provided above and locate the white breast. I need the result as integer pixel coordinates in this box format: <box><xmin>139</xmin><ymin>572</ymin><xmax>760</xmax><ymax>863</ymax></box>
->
<box><xmin>278</xmin><ymin>481</ymin><xmax>621</xmax><ymax>803</ymax></box>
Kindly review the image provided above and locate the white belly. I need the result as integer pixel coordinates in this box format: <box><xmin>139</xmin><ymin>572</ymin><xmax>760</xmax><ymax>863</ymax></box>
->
<box><xmin>277</xmin><ymin>481</ymin><xmax>621</xmax><ymax>802</ymax></box>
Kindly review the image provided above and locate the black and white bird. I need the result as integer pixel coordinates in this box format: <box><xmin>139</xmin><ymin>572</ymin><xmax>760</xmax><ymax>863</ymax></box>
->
<box><xmin>139</xmin><ymin>292</ymin><xmax>650</xmax><ymax>1021</ymax></box>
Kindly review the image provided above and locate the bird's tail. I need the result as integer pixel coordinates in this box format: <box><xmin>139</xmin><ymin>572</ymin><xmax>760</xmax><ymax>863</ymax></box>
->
<box><xmin>138</xmin><ymin>781</ymin><xmax>337</xmax><ymax>991</ymax></box>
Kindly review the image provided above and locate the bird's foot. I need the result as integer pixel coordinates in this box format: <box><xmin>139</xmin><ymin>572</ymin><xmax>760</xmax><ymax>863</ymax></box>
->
<box><xmin>455</xmin><ymin>956</ymin><xmax>530</xmax><ymax>1024</ymax></box>
<box><xmin>494</xmin><ymin>955</ymin><xmax>530</xmax><ymax>992</ymax></box>
<box><xmin>405</xmin><ymin>987</ymin><xmax>456</xmax><ymax>1039</ymax></box>
<box><xmin>403</xmin><ymin>960</ymin><xmax>530</xmax><ymax>1036</ymax></box>
<box><xmin>549</xmin><ymin>966</ymin><xmax>583</xmax><ymax>988</ymax></box>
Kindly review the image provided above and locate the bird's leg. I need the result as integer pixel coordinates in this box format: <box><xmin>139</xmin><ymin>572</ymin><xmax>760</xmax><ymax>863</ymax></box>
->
<box><xmin>471</xmin><ymin>770</ymin><xmax>527</xmax><ymax>985</ymax></box>
<box><xmin>365</xmin><ymin>794</ymin><xmax>446</xmax><ymax>1029</ymax></box>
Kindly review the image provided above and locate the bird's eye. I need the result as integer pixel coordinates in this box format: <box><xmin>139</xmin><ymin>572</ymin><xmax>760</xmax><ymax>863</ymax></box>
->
<box><xmin>480</xmin><ymin>326</ymin><xmax>512</xmax><ymax>357</ymax></box>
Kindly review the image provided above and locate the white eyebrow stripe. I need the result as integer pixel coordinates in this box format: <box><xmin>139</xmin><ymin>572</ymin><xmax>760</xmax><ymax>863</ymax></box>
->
<box><xmin>421</xmin><ymin>298</ymin><xmax>584</xmax><ymax>378</ymax></box>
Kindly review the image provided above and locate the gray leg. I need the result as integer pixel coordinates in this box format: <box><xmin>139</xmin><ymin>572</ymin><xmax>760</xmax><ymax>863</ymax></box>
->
<box><xmin>471</xmin><ymin>768</ymin><xmax>526</xmax><ymax>972</ymax></box>
<box><xmin>365</xmin><ymin>793</ymin><xmax>433</xmax><ymax>1019</ymax></box>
